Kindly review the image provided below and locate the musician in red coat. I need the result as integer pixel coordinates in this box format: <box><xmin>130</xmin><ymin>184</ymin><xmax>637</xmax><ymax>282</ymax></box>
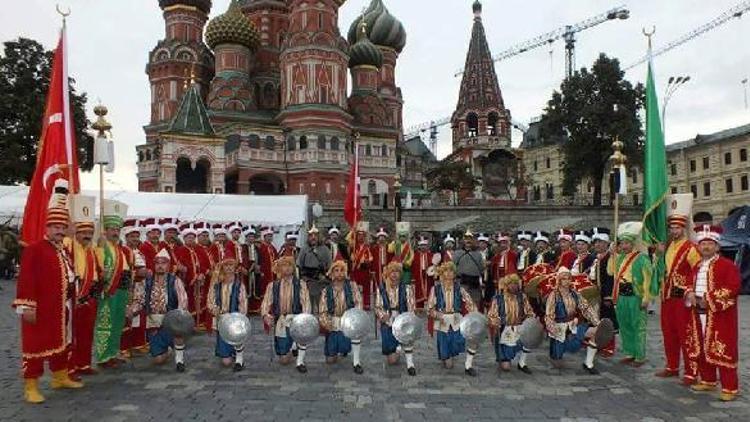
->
<box><xmin>119</xmin><ymin>219</ymin><xmax>148</xmax><ymax>355</ymax></box>
<box><xmin>174</xmin><ymin>224</ymin><xmax>208</xmax><ymax>324</ymax></box>
<box><xmin>195</xmin><ymin>222</ymin><xmax>215</xmax><ymax>329</ymax></box>
<box><xmin>350</xmin><ymin>224</ymin><xmax>374</xmax><ymax>309</ymax></box>
<box><xmin>371</xmin><ymin>226</ymin><xmax>392</xmax><ymax>284</ymax></box>
<box><xmin>655</xmin><ymin>196</ymin><xmax>702</xmax><ymax>383</ymax></box>
<box><xmin>139</xmin><ymin>218</ymin><xmax>165</xmax><ymax>275</ymax></box>
<box><xmin>411</xmin><ymin>236</ymin><xmax>434</xmax><ymax>309</ymax></box>
<box><xmin>489</xmin><ymin>232</ymin><xmax>518</xmax><ymax>289</ymax></box>
<box><xmin>242</xmin><ymin>227</ymin><xmax>263</xmax><ymax>314</ymax></box>
<box><xmin>65</xmin><ymin>220</ymin><xmax>100</xmax><ymax>379</ymax></box>
<box><xmin>227</xmin><ymin>221</ymin><xmax>245</xmax><ymax>269</ymax></box>
<box><xmin>686</xmin><ymin>225</ymin><xmax>741</xmax><ymax>402</ymax></box>
<box><xmin>14</xmin><ymin>199</ymin><xmax>84</xmax><ymax>403</ymax></box>
<box><xmin>554</xmin><ymin>228</ymin><xmax>576</xmax><ymax>270</ymax></box>
<box><xmin>257</xmin><ymin>226</ymin><xmax>279</xmax><ymax>301</ymax></box>
<box><xmin>442</xmin><ymin>234</ymin><xmax>456</xmax><ymax>263</ymax></box>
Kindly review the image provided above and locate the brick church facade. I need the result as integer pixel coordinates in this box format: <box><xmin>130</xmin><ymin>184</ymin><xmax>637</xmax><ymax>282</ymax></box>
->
<box><xmin>136</xmin><ymin>0</ymin><xmax>407</xmax><ymax>205</ymax></box>
<box><xmin>447</xmin><ymin>0</ymin><xmax>526</xmax><ymax>204</ymax></box>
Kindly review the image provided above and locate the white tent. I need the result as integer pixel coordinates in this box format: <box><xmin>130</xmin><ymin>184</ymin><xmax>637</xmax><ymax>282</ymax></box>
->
<box><xmin>0</xmin><ymin>185</ymin><xmax>308</xmax><ymax>233</ymax></box>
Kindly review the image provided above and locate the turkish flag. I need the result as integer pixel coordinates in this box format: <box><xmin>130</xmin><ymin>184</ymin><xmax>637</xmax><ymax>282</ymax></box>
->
<box><xmin>21</xmin><ymin>27</ymin><xmax>80</xmax><ymax>245</ymax></box>
<box><xmin>343</xmin><ymin>145</ymin><xmax>361</xmax><ymax>229</ymax></box>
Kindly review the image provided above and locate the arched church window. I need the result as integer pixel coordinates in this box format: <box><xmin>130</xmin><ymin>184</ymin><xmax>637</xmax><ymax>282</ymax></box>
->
<box><xmin>287</xmin><ymin>136</ymin><xmax>296</xmax><ymax>151</ymax></box>
<box><xmin>368</xmin><ymin>180</ymin><xmax>377</xmax><ymax>194</ymax></box>
<box><xmin>365</xmin><ymin>145</ymin><xmax>372</xmax><ymax>156</ymax></box>
<box><xmin>330</xmin><ymin>137</ymin><xmax>340</xmax><ymax>151</ymax></box>
<box><xmin>264</xmin><ymin>136</ymin><xmax>276</xmax><ymax>150</ymax></box>
<box><xmin>299</xmin><ymin>135</ymin><xmax>308</xmax><ymax>150</ymax></box>
<box><xmin>488</xmin><ymin>112</ymin><xmax>499</xmax><ymax>136</ymax></box>
<box><xmin>138</xmin><ymin>151</ymin><xmax>144</xmax><ymax>162</ymax></box>
<box><xmin>382</xmin><ymin>146</ymin><xmax>388</xmax><ymax>157</ymax></box>
<box><xmin>263</xmin><ymin>83</ymin><xmax>275</xmax><ymax>108</ymax></box>
<box><xmin>466</xmin><ymin>113</ymin><xmax>479</xmax><ymax>137</ymax></box>
<box><xmin>146</xmin><ymin>149</ymin><xmax>152</xmax><ymax>161</ymax></box>
<box><xmin>317</xmin><ymin>135</ymin><xmax>326</xmax><ymax>149</ymax></box>
<box><xmin>248</xmin><ymin>134</ymin><xmax>260</xmax><ymax>149</ymax></box>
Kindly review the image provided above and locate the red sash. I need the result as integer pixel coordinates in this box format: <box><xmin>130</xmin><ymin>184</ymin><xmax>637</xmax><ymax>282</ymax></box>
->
<box><xmin>612</xmin><ymin>252</ymin><xmax>639</xmax><ymax>303</ymax></box>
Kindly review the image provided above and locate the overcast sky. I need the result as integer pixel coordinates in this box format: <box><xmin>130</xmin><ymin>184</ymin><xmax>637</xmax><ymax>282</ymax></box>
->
<box><xmin>2</xmin><ymin>0</ymin><xmax>748</xmax><ymax>191</ymax></box>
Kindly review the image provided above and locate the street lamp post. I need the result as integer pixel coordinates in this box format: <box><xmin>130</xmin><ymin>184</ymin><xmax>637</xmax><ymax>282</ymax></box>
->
<box><xmin>92</xmin><ymin>104</ymin><xmax>113</xmax><ymax>239</ymax></box>
<box><xmin>393</xmin><ymin>174</ymin><xmax>402</xmax><ymax>223</ymax></box>
<box><xmin>662</xmin><ymin>75</ymin><xmax>690</xmax><ymax>142</ymax></box>
<box><xmin>742</xmin><ymin>78</ymin><xmax>748</xmax><ymax>109</ymax></box>
<box><xmin>609</xmin><ymin>137</ymin><xmax>628</xmax><ymax>246</ymax></box>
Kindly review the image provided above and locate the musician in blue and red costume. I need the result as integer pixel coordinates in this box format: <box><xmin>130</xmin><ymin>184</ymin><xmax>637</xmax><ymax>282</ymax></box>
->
<box><xmin>427</xmin><ymin>261</ymin><xmax>478</xmax><ymax>376</ymax></box>
<box><xmin>374</xmin><ymin>261</ymin><xmax>417</xmax><ymax>376</ymax></box>
<box><xmin>319</xmin><ymin>260</ymin><xmax>364</xmax><ymax>373</ymax></box>
<box><xmin>261</xmin><ymin>255</ymin><xmax>312</xmax><ymax>373</ymax></box>
<box><xmin>128</xmin><ymin>249</ymin><xmax>189</xmax><ymax>372</ymax></box>
<box><xmin>488</xmin><ymin>273</ymin><xmax>536</xmax><ymax>374</ymax></box>
<box><xmin>208</xmin><ymin>256</ymin><xmax>248</xmax><ymax>371</ymax></box>
<box><xmin>545</xmin><ymin>267</ymin><xmax>602</xmax><ymax>374</ymax></box>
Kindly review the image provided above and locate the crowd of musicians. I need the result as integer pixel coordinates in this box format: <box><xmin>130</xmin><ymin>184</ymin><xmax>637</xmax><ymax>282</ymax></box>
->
<box><xmin>13</xmin><ymin>187</ymin><xmax>741</xmax><ymax>404</ymax></box>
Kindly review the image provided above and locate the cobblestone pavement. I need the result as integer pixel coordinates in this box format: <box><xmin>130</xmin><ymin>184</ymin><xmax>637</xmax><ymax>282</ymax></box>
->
<box><xmin>0</xmin><ymin>280</ymin><xmax>748</xmax><ymax>421</ymax></box>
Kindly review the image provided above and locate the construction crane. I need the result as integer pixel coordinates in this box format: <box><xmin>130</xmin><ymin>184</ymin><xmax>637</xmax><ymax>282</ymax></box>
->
<box><xmin>455</xmin><ymin>5</ymin><xmax>630</xmax><ymax>78</ymax></box>
<box><xmin>404</xmin><ymin>117</ymin><xmax>531</xmax><ymax>156</ymax></box>
<box><xmin>624</xmin><ymin>0</ymin><xmax>750</xmax><ymax>71</ymax></box>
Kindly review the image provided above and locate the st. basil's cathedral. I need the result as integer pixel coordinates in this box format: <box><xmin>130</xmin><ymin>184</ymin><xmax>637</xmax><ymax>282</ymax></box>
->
<box><xmin>136</xmin><ymin>0</ymin><xmax>521</xmax><ymax>204</ymax></box>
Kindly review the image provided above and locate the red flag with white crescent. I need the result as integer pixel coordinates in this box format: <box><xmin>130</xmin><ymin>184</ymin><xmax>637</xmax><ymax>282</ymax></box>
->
<box><xmin>21</xmin><ymin>25</ymin><xmax>80</xmax><ymax>245</ymax></box>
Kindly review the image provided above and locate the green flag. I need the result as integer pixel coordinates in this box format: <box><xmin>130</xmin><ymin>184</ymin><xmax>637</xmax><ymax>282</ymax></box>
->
<box><xmin>642</xmin><ymin>60</ymin><xmax>668</xmax><ymax>246</ymax></box>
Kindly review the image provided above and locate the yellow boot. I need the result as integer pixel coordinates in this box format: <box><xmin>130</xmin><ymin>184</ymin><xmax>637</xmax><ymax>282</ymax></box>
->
<box><xmin>50</xmin><ymin>370</ymin><xmax>84</xmax><ymax>389</ymax></box>
<box><xmin>719</xmin><ymin>392</ymin><xmax>738</xmax><ymax>402</ymax></box>
<box><xmin>691</xmin><ymin>382</ymin><xmax>717</xmax><ymax>392</ymax></box>
<box><xmin>24</xmin><ymin>379</ymin><xmax>45</xmax><ymax>404</ymax></box>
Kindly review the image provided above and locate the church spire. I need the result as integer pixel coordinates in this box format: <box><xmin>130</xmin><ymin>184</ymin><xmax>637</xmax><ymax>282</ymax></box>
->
<box><xmin>451</xmin><ymin>0</ymin><xmax>511</xmax><ymax>148</ymax></box>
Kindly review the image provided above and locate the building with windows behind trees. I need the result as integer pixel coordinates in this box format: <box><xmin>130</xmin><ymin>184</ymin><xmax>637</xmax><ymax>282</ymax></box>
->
<box><xmin>522</xmin><ymin>121</ymin><xmax>750</xmax><ymax>223</ymax></box>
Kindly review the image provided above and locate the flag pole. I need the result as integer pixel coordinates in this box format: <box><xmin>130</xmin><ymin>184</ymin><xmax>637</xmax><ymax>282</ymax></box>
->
<box><xmin>56</xmin><ymin>4</ymin><xmax>76</xmax><ymax>192</ymax></box>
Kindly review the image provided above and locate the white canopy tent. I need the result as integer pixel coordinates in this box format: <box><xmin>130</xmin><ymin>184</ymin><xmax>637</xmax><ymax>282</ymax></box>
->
<box><xmin>0</xmin><ymin>186</ymin><xmax>309</xmax><ymax>246</ymax></box>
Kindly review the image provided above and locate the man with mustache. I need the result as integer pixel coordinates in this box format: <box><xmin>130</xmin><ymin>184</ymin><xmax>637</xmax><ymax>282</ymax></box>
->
<box><xmin>66</xmin><ymin>196</ymin><xmax>101</xmax><ymax>379</ymax></box>
<box><xmin>14</xmin><ymin>185</ymin><xmax>83</xmax><ymax>403</ymax></box>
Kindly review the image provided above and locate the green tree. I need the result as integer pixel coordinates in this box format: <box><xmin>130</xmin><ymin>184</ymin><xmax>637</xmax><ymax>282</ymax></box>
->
<box><xmin>0</xmin><ymin>37</ymin><xmax>93</xmax><ymax>185</ymax></box>
<box><xmin>426</xmin><ymin>161</ymin><xmax>478</xmax><ymax>205</ymax></box>
<box><xmin>539</xmin><ymin>53</ymin><xmax>644</xmax><ymax>206</ymax></box>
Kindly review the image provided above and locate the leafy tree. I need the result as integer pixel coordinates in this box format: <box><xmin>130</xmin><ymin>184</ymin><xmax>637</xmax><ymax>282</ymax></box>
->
<box><xmin>539</xmin><ymin>53</ymin><xmax>645</xmax><ymax>206</ymax></box>
<box><xmin>426</xmin><ymin>161</ymin><xmax>478</xmax><ymax>205</ymax></box>
<box><xmin>0</xmin><ymin>37</ymin><xmax>93</xmax><ymax>185</ymax></box>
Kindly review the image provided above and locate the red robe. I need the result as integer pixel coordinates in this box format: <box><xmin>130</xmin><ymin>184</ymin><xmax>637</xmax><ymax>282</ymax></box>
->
<box><xmin>490</xmin><ymin>249</ymin><xmax>518</xmax><ymax>283</ymax></box>
<box><xmin>66</xmin><ymin>239</ymin><xmax>100</xmax><ymax>372</ymax></box>
<box><xmin>661</xmin><ymin>238</ymin><xmax>701</xmax><ymax>377</ymax></box>
<box><xmin>258</xmin><ymin>241</ymin><xmax>278</xmax><ymax>295</ymax></box>
<box><xmin>139</xmin><ymin>240</ymin><xmax>167</xmax><ymax>273</ymax></box>
<box><xmin>13</xmin><ymin>239</ymin><xmax>72</xmax><ymax>360</ymax></box>
<box><xmin>227</xmin><ymin>239</ymin><xmax>244</xmax><ymax>266</ymax></box>
<box><xmin>197</xmin><ymin>243</ymin><xmax>215</xmax><ymax>328</ymax></box>
<box><xmin>351</xmin><ymin>243</ymin><xmax>374</xmax><ymax>309</ymax></box>
<box><xmin>371</xmin><ymin>243</ymin><xmax>392</xmax><ymax>283</ymax></box>
<box><xmin>686</xmin><ymin>256</ymin><xmax>740</xmax><ymax>370</ymax></box>
<box><xmin>174</xmin><ymin>243</ymin><xmax>205</xmax><ymax>318</ymax></box>
<box><xmin>555</xmin><ymin>249</ymin><xmax>576</xmax><ymax>270</ymax></box>
<box><xmin>243</xmin><ymin>242</ymin><xmax>262</xmax><ymax>313</ymax></box>
<box><xmin>412</xmin><ymin>250</ymin><xmax>434</xmax><ymax>308</ymax></box>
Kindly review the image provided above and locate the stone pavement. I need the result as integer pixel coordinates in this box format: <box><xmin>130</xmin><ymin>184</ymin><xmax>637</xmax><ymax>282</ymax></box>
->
<box><xmin>0</xmin><ymin>280</ymin><xmax>748</xmax><ymax>422</ymax></box>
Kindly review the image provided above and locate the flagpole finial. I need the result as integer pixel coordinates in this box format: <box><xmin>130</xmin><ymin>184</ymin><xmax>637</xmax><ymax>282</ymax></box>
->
<box><xmin>642</xmin><ymin>26</ymin><xmax>656</xmax><ymax>50</ymax></box>
<box><xmin>56</xmin><ymin>4</ymin><xmax>71</xmax><ymax>26</ymax></box>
